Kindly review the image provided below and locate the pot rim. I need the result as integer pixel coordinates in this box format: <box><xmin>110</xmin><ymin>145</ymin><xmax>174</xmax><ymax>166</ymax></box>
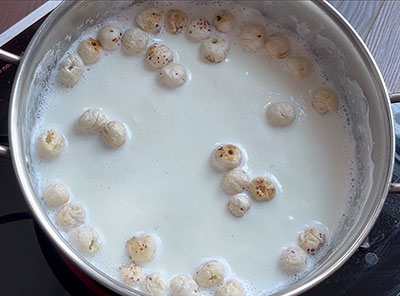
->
<box><xmin>7</xmin><ymin>1</ymin><xmax>395</xmax><ymax>295</ymax></box>
<box><xmin>282</xmin><ymin>2</ymin><xmax>395</xmax><ymax>294</ymax></box>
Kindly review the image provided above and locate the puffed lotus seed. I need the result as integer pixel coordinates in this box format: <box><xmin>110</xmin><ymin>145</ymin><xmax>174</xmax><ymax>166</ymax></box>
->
<box><xmin>213</xmin><ymin>145</ymin><xmax>242</xmax><ymax>170</ymax></box>
<box><xmin>298</xmin><ymin>227</ymin><xmax>326</xmax><ymax>255</ymax></box>
<box><xmin>37</xmin><ymin>129</ymin><xmax>65</xmax><ymax>159</ymax></box>
<box><xmin>146</xmin><ymin>44</ymin><xmax>174</xmax><ymax>69</ymax></box>
<box><xmin>170</xmin><ymin>275</ymin><xmax>199</xmax><ymax>296</ymax></box>
<box><xmin>43</xmin><ymin>184</ymin><xmax>69</xmax><ymax>207</ymax></box>
<box><xmin>58</xmin><ymin>54</ymin><xmax>84</xmax><ymax>87</ymax></box>
<box><xmin>213</xmin><ymin>11</ymin><xmax>235</xmax><ymax>33</ymax></box>
<box><xmin>136</xmin><ymin>6</ymin><xmax>163</xmax><ymax>35</ymax></box>
<box><xmin>101</xmin><ymin>121</ymin><xmax>127</xmax><ymax>149</ymax></box>
<box><xmin>194</xmin><ymin>261</ymin><xmax>225</xmax><ymax>287</ymax></box>
<box><xmin>79</xmin><ymin>109</ymin><xmax>108</xmax><ymax>132</ymax></box>
<box><xmin>201</xmin><ymin>38</ymin><xmax>230</xmax><ymax>63</ymax></box>
<box><xmin>120</xmin><ymin>262</ymin><xmax>144</xmax><ymax>286</ymax></box>
<box><xmin>97</xmin><ymin>25</ymin><xmax>122</xmax><ymax>51</ymax></box>
<box><xmin>122</xmin><ymin>28</ymin><xmax>149</xmax><ymax>55</ymax></box>
<box><xmin>216</xmin><ymin>280</ymin><xmax>244</xmax><ymax>296</ymax></box>
<box><xmin>265</xmin><ymin>32</ymin><xmax>290</xmax><ymax>59</ymax></box>
<box><xmin>312</xmin><ymin>88</ymin><xmax>337</xmax><ymax>114</ymax></box>
<box><xmin>70</xmin><ymin>226</ymin><xmax>101</xmax><ymax>255</ymax></box>
<box><xmin>228</xmin><ymin>194</ymin><xmax>251</xmax><ymax>218</ymax></box>
<box><xmin>56</xmin><ymin>203</ymin><xmax>85</xmax><ymax>227</ymax></box>
<box><xmin>249</xmin><ymin>177</ymin><xmax>276</xmax><ymax>201</ymax></box>
<box><xmin>287</xmin><ymin>56</ymin><xmax>312</xmax><ymax>79</ymax></box>
<box><xmin>77</xmin><ymin>38</ymin><xmax>102</xmax><ymax>65</ymax></box>
<box><xmin>166</xmin><ymin>9</ymin><xmax>188</xmax><ymax>34</ymax></box>
<box><xmin>239</xmin><ymin>23</ymin><xmax>267</xmax><ymax>52</ymax></box>
<box><xmin>187</xmin><ymin>18</ymin><xmax>212</xmax><ymax>42</ymax></box>
<box><xmin>143</xmin><ymin>273</ymin><xmax>168</xmax><ymax>296</ymax></box>
<box><xmin>279</xmin><ymin>248</ymin><xmax>307</xmax><ymax>275</ymax></box>
<box><xmin>222</xmin><ymin>169</ymin><xmax>250</xmax><ymax>194</ymax></box>
<box><xmin>126</xmin><ymin>235</ymin><xmax>156</xmax><ymax>263</ymax></box>
<box><xmin>159</xmin><ymin>63</ymin><xmax>186</xmax><ymax>88</ymax></box>
<box><xmin>266</xmin><ymin>102</ymin><xmax>296</xmax><ymax>127</ymax></box>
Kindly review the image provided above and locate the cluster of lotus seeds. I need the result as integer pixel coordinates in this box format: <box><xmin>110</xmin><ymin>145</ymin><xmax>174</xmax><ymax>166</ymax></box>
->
<box><xmin>42</xmin><ymin>187</ymin><xmax>101</xmax><ymax>256</ymax></box>
<box><xmin>53</xmin><ymin>201</ymin><xmax>101</xmax><ymax>255</ymax></box>
<box><xmin>78</xmin><ymin>108</ymin><xmax>127</xmax><ymax>148</ymax></box>
<box><xmin>279</xmin><ymin>227</ymin><xmax>327</xmax><ymax>275</ymax></box>
<box><xmin>261</xmin><ymin>33</ymin><xmax>338</xmax><ymax>127</ymax></box>
<box><xmin>119</xmin><ymin>234</ymin><xmax>157</xmax><ymax>287</ymax></box>
<box><xmin>213</xmin><ymin>144</ymin><xmax>277</xmax><ymax>218</ymax></box>
<box><xmin>134</xmin><ymin>6</ymin><xmax>189</xmax><ymax>88</ymax></box>
<box><xmin>40</xmin><ymin>166</ymin><xmax>102</xmax><ymax>255</ymax></box>
<box><xmin>121</xmin><ymin>235</ymin><xmax>242</xmax><ymax>296</ymax></box>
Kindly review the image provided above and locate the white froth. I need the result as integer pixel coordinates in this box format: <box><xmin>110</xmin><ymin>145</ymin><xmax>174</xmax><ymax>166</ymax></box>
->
<box><xmin>30</xmin><ymin>1</ymin><xmax>358</xmax><ymax>295</ymax></box>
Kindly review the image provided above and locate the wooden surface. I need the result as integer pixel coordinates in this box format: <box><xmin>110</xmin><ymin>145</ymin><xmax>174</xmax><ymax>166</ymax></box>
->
<box><xmin>0</xmin><ymin>1</ymin><xmax>46</xmax><ymax>34</ymax></box>
<box><xmin>329</xmin><ymin>0</ymin><xmax>399</xmax><ymax>93</ymax></box>
<box><xmin>0</xmin><ymin>1</ymin><xmax>398</xmax><ymax>91</ymax></box>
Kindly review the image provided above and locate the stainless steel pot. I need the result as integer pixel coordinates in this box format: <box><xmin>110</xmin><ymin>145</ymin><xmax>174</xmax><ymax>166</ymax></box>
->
<box><xmin>1</xmin><ymin>1</ymin><xmax>399</xmax><ymax>295</ymax></box>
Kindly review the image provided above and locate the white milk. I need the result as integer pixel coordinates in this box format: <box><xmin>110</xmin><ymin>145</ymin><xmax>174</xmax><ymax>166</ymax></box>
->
<box><xmin>32</xmin><ymin>1</ymin><xmax>356</xmax><ymax>295</ymax></box>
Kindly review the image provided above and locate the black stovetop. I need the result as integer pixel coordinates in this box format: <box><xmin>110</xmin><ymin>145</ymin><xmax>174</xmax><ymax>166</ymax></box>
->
<box><xmin>1</xmin><ymin>14</ymin><xmax>400</xmax><ymax>296</ymax></box>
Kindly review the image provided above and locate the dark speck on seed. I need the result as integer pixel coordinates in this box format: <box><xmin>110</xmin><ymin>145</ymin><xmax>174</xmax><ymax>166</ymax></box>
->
<box><xmin>110</xmin><ymin>30</ymin><xmax>114</xmax><ymax>32</ymax></box>
<box><xmin>257</xmin><ymin>35</ymin><xmax>261</xmax><ymax>38</ymax></box>
<box><xmin>228</xmin><ymin>150</ymin><xmax>233</xmax><ymax>155</ymax></box>
<box><xmin>217</xmin><ymin>15</ymin><xmax>222</xmax><ymax>21</ymax></box>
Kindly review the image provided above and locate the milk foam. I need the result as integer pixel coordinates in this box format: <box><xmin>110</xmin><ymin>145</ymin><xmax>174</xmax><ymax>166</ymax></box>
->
<box><xmin>31</xmin><ymin>1</ymin><xmax>357</xmax><ymax>295</ymax></box>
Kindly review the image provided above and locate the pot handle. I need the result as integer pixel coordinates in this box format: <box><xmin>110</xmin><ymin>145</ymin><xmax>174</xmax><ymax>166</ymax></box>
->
<box><xmin>0</xmin><ymin>48</ymin><xmax>21</xmax><ymax>64</ymax></box>
<box><xmin>0</xmin><ymin>145</ymin><xmax>10</xmax><ymax>158</ymax></box>
<box><xmin>0</xmin><ymin>49</ymin><xmax>20</xmax><ymax>158</ymax></box>
<box><xmin>389</xmin><ymin>92</ymin><xmax>400</xmax><ymax>193</ymax></box>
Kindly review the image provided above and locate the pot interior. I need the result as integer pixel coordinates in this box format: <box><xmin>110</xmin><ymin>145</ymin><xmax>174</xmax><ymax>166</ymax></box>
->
<box><xmin>11</xmin><ymin>1</ymin><xmax>393</xmax><ymax>295</ymax></box>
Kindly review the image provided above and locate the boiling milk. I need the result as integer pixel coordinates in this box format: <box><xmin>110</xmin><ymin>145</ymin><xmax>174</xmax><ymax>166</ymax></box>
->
<box><xmin>32</xmin><ymin>1</ymin><xmax>357</xmax><ymax>295</ymax></box>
